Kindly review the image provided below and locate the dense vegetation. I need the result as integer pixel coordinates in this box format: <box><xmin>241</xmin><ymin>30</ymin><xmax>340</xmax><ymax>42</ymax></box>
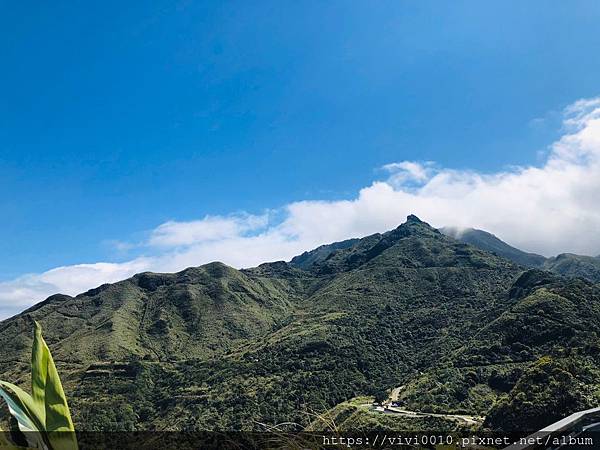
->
<box><xmin>1</xmin><ymin>215</ymin><xmax>600</xmax><ymax>433</ymax></box>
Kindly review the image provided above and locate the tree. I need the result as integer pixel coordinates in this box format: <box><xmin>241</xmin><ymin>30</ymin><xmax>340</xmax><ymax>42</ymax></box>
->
<box><xmin>373</xmin><ymin>389</ymin><xmax>388</xmax><ymax>405</ymax></box>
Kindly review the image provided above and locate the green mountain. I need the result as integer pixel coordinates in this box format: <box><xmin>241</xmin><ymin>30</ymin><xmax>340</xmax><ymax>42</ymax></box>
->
<box><xmin>440</xmin><ymin>227</ymin><xmax>600</xmax><ymax>283</ymax></box>
<box><xmin>1</xmin><ymin>215</ymin><xmax>600</xmax><ymax>433</ymax></box>
<box><xmin>543</xmin><ymin>253</ymin><xmax>600</xmax><ymax>283</ymax></box>
<box><xmin>439</xmin><ymin>227</ymin><xmax>546</xmax><ymax>268</ymax></box>
<box><xmin>289</xmin><ymin>238</ymin><xmax>360</xmax><ymax>270</ymax></box>
<box><xmin>395</xmin><ymin>269</ymin><xmax>600</xmax><ymax>430</ymax></box>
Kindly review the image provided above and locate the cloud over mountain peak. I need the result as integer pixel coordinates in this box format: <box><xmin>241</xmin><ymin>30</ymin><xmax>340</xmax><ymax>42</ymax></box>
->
<box><xmin>2</xmin><ymin>96</ymin><xmax>600</xmax><ymax>319</ymax></box>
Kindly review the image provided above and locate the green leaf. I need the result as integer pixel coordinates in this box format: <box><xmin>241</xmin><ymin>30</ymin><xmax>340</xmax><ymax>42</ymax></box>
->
<box><xmin>30</xmin><ymin>322</ymin><xmax>78</xmax><ymax>450</ymax></box>
<box><xmin>0</xmin><ymin>381</ymin><xmax>45</xmax><ymax>449</ymax></box>
<box><xmin>30</xmin><ymin>323</ymin><xmax>48</xmax><ymax>427</ymax></box>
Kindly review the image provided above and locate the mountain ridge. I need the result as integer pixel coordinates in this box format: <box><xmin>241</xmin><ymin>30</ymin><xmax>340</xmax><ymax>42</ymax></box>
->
<box><xmin>2</xmin><ymin>215</ymin><xmax>600</xmax><ymax>433</ymax></box>
<box><xmin>440</xmin><ymin>226</ymin><xmax>600</xmax><ymax>283</ymax></box>
<box><xmin>439</xmin><ymin>226</ymin><xmax>547</xmax><ymax>268</ymax></box>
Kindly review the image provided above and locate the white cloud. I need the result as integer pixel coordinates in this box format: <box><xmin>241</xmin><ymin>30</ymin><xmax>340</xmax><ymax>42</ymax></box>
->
<box><xmin>381</xmin><ymin>160</ymin><xmax>434</xmax><ymax>188</ymax></box>
<box><xmin>2</xmin><ymin>96</ymin><xmax>600</xmax><ymax>319</ymax></box>
<box><xmin>148</xmin><ymin>213</ymin><xmax>269</xmax><ymax>247</ymax></box>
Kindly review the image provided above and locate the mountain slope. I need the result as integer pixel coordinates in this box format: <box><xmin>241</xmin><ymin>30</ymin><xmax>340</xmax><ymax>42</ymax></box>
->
<box><xmin>0</xmin><ymin>262</ymin><xmax>309</xmax><ymax>380</ymax></box>
<box><xmin>439</xmin><ymin>227</ymin><xmax>546</xmax><ymax>268</ymax></box>
<box><xmin>1</xmin><ymin>216</ymin><xmax>599</xmax><ymax>433</ymax></box>
<box><xmin>396</xmin><ymin>270</ymin><xmax>600</xmax><ymax>431</ymax></box>
<box><xmin>441</xmin><ymin>226</ymin><xmax>600</xmax><ymax>283</ymax></box>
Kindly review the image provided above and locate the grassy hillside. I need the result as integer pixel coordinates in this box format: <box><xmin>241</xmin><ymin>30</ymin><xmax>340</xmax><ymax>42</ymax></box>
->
<box><xmin>1</xmin><ymin>216</ymin><xmax>599</xmax><ymax>433</ymax></box>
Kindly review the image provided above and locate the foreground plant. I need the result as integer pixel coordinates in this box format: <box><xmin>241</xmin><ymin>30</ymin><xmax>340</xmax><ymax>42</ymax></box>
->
<box><xmin>0</xmin><ymin>321</ymin><xmax>78</xmax><ymax>450</ymax></box>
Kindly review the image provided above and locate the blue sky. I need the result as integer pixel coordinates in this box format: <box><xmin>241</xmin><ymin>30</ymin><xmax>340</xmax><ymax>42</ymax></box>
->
<box><xmin>2</xmin><ymin>1</ymin><xmax>600</xmax><ymax>317</ymax></box>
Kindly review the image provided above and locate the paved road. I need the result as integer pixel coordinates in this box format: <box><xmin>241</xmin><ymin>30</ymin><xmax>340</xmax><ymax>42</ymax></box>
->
<box><xmin>365</xmin><ymin>402</ymin><xmax>483</xmax><ymax>425</ymax></box>
<box><xmin>382</xmin><ymin>405</ymin><xmax>483</xmax><ymax>425</ymax></box>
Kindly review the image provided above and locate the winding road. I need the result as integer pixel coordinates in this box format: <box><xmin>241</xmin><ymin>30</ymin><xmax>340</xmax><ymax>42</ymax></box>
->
<box><xmin>364</xmin><ymin>384</ymin><xmax>484</xmax><ymax>425</ymax></box>
<box><xmin>374</xmin><ymin>405</ymin><xmax>483</xmax><ymax>425</ymax></box>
